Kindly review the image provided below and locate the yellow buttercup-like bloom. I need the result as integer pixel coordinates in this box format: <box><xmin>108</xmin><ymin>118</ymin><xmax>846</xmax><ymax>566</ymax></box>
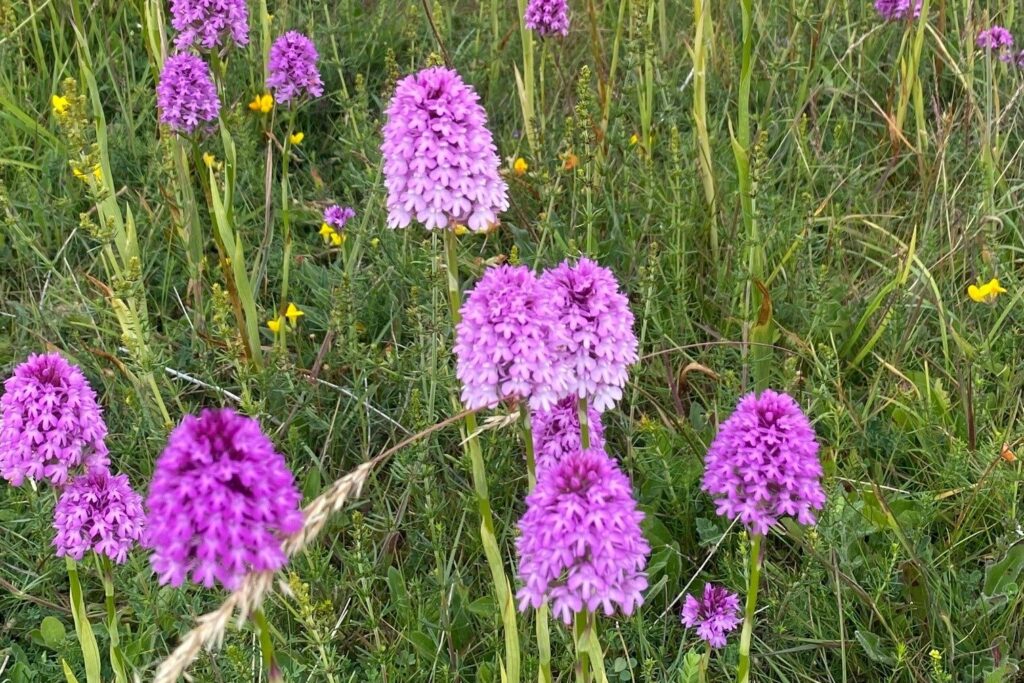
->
<box><xmin>513</xmin><ymin>157</ymin><xmax>528</xmax><ymax>176</ymax></box>
<box><xmin>629</xmin><ymin>133</ymin><xmax>639</xmax><ymax>146</ymax></box>
<box><xmin>967</xmin><ymin>278</ymin><xmax>1007</xmax><ymax>303</ymax></box>
<box><xmin>248</xmin><ymin>93</ymin><xmax>274</xmax><ymax>114</ymax></box>
<box><xmin>203</xmin><ymin>152</ymin><xmax>217</xmax><ymax>168</ymax></box>
<box><xmin>267</xmin><ymin>317</ymin><xmax>283</xmax><ymax>333</ymax></box>
<box><xmin>319</xmin><ymin>223</ymin><xmax>334</xmax><ymax>240</ymax></box>
<box><xmin>52</xmin><ymin>95</ymin><xmax>70</xmax><ymax>116</ymax></box>
<box><xmin>285</xmin><ymin>302</ymin><xmax>305</xmax><ymax>326</ymax></box>
<box><xmin>330</xmin><ymin>231</ymin><xmax>344</xmax><ymax>246</ymax></box>
<box><xmin>289</xmin><ymin>131</ymin><xmax>304</xmax><ymax>145</ymax></box>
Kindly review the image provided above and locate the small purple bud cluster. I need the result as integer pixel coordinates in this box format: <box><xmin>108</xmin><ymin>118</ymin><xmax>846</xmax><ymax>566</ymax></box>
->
<box><xmin>681</xmin><ymin>583</ymin><xmax>742</xmax><ymax>648</ymax></box>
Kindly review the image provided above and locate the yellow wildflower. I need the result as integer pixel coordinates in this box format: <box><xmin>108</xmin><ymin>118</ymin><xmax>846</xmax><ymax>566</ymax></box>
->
<box><xmin>203</xmin><ymin>152</ymin><xmax>216</xmax><ymax>168</ymax></box>
<box><xmin>289</xmin><ymin>131</ymin><xmax>304</xmax><ymax>145</ymax></box>
<box><xmin>629</xmin><ymin>133</ymin><xmax>639</xmax><ymax>146</ymax></box>
<box><xmin>453</xmin><ymin>223</ymin><xmax>469</xmax><ymax>236</ymax></box>
<box><xmin>72</xmin><ymin>164</ymin><xmax>102</xmax><ymax>183</ymax></box>
<box><xmin>284</xmin><ymin>302</ymin><xmax>305</xmax><ymax>326</ymax></box>
<box><xmin>51</xmin><ymin>95</ymin><xmax>70</xmax><ymax>116</ymax></box>
<box><xmin>929</xmin><ymin>650</ymin><xmax>941</xmax><ymax>662</ymax></box>
<box><xmin>330</xmin><ymin>231</ymin><xmax>345</xmax><ymax>246</ymax></box>
<box><xmin>267</xmin><ymin>317</ymin><xmax>283</xmax><ymax>333</ymax></box>
<box><xmin>370</xmin><ymin>237</ymin><xmax>380</xmax><ymax>248</ymax></box>
<box><xmin>967</xmin><ymin>278</ymin><xmax>1007</xmax><ymax>303</ymax></box>
<box><xmin>513</xmin><ymin>157</ymin><xmax>528</xmax><ymax>176</ymax></box>
<box><xmin>248</xmin><ymin>93</ymin><xmax>274</xmax><ymax>114</ymax></box>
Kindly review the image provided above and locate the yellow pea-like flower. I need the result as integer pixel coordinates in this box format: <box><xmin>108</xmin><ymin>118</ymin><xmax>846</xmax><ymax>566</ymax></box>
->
<box><xmin>267</xmin><ymin>317</ymin><xmax>283</xmax><ymax>333</ymax></box>
<box><xmin>248</xmin><ymin>93</ymin><xmax>274</xmax><ymax>114</ymax></box>
<box><xmin>284</xmin><ymin>302</ymin><xmax>305</xmax><ymax>326</ymax></box>
<box><xmin>967</xmin><ymin>278</ymin><xmax>1007</xmax><ymax>303</ymax></box>
<box><xmin>513</xmin><ymin>157</ymin><xmax>528</xmax><ymax>176</ymax></box>
<box><xmin>289</xmin><ymin>131</ymin><xmax>304</xmax><ymax>145</ymax></box>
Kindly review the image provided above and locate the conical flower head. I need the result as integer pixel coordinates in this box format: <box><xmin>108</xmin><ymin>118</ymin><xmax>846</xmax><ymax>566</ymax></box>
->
<box><xmin>539</xmin><ymin>258</ymin><xmax>638</xmax><ymax>412</ymax></box>
<box><xmin>516</xmin><ymin>447</ymin><xmax>650</xmax><ymax>624</ymax></box>
<box><xmin>701</xmin><ymin>389</ymin><xmax>826</xmax><ymax>535</ymax></box>
<box><xmin>381</xmin><ymin>66</ymin><xmax>509</xmax><ymax>232</ymax></box>
<box><xmin>531</xmin><ymin>396</ymin><xmax>604</xmax><ymax>473</ymax></box>
<box><xmin>54</xmin><ymin>467</ymin><xmax>145</xmax><ymax>564</ymax></box>
<box><xmin>681</xmin><ymin>583</ymin><xmax>741</xmax><ymax>648</ymax></box>
<box><xmin>144</xmin><ymin>408</ymin><xmax>303</xmax><ymax>589</ymax></box>
<box><xmin>455</xmin><ymin>264</ymin><xmax>571</xmax><ymax>411</ymax></box>
<box><xmin>169</xmin><ymin>0</ymin><xmax>249</xmax><ymax>52</ymax></box>
<box><xmin>874</xmin><ymin>0</ymin><xmax>921</xmax><ymax>20</ymax></box>
<box><xmin>266</xmin><ymin>31</ymin><xmax>324</xmax><ymax>104</ymax></box>
<box><xmin>157</xmin><ymin>53</ymin><xmax>221</xmax><ymax>134</ymax></box>
<box><xmin>978</xmin><ymin>26</ymin><xmax>1014</xmax><ymax>49</ymax></box>
<box><xmin>524</xmin><ymin>0</ymin><xmax>570</xmax><ymax>37</ymax></box>
<box><xmin>0</xmin><ymin>353</ymin><xmax>109</xmax><ymax>487</ymax></box>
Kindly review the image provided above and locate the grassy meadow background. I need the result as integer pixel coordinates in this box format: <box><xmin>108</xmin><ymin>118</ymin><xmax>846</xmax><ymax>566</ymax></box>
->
<box><xmin>1</xmin><ymin>0</ymin><xmax>1024</xmax><ymax>680</ymax></box>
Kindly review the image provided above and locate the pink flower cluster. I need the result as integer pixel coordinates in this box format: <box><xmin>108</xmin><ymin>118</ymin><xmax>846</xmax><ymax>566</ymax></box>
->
<box><xmin>681</xmin><ymin>583</ymin><xmax>741</xmax><ymax>648</ymax></box>
<box><xmin>701</xmin><ymin>389</ymin><xmax>825</xmax><ymax>535</ymax></box>
<box><xmin>874</xmin><ymin>0</ymin><xmax>922</xmax><ymax>21</ymax></box>
<box><xmin>524</xmin><ymin>0</ymin><xmax>570</xmax><ymax>37</ymax></box>
<box><xmin>455</xmin><ymin>265</ymin><xmax>572</xmax><ymax>412</ymax></box>
<box><xmin>144</xmin><ymin>408</ymin><xmax>302</xmax><ymax>589</ymax></box>
<box><xmin>531</xmin><ymin>396</ymin><xmax>604</xmax><ymax>473</ymax></box>
<box><xmin>455</xmin><ymin>257</ymin><xmax>638</xmax><ymax>416</ymax></box>
<box><xmin>515</xmin><ymin>448</ymin><xmax>649</xmax><ymax>623</ymax></box>
<box><xmin>381</xmin><ymin>67</ymin><xmax>509</xmax><ymax>232</ymax></box>
<box><xmin>2</xmin><ymin>353</ymin><xmax>145</xmax><ymax>565</ymax></box>
<box><xmin>53</xmin><ymin>467</ymin><xmax>145</xmax><ymax>564</ymax></box>
<box><xmin>0</xmin><ymin>352</ymin><xmax>108</xmax><ymax>487</ymax></box>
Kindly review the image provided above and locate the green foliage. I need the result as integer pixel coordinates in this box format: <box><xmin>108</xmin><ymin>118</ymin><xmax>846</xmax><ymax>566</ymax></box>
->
<box><xmin>1</xmin><ymin>0</ymin><xmax>1023</xmax><ymax>682</ymax></box>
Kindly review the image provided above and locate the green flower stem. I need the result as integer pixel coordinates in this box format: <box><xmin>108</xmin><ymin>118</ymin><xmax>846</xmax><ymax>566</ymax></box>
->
<box><xmin>98</xmin><ymin>555</ymin><xmax>129</xmax><ymax>683</ymax></box>
<box><xmin>253</xmin><ymin>608</ymin><xmax>283</xmax><ymax>683</ymax></box>
<box><xmin>573</xmin><ymin>611</ymin><xmax>590</xmax><ymax>683</ymax></box>
<box><xmin>66</xmin><ymin>557</ymin><xmax>102</xmax><ymax>683</ymax></box>
<box><xmin>279</xmin><ymin>112</ymin><xmax>295</xmax><ymax>318</ymax></box>
<box><xmin>735</xmin><ymin>534</ymin><xmax>763</xmax><ymax>683</ymax></box>
<box><xmin>572</xmin><ymin>610</ymin><xmax>607</xmax><ymax>683</ymax></box>
<box><xmin>699</xmin><ymin>645</ymin><xmax>711</xmax><ymax>683</ymax></box>
<box><xmin>519</xmin><ymin>404</ymin><xmax>553</xmax><ymax>683</ymax></box>
<box><xmin>442</xmin><ymin>229</ymin><xmax>521</xmax><ymax>683</ymax></box>
<box><xmin>577</xmin><ymin>397</ymin><xmax>591</xmax><ymax>450</ymax></box>
<box><xmin>521</xmin><ymin>404</ymin><xmax>538</xmax><ymax>490</ymax></box>
<box><xmin>692</xmin><ymin>0</ymin><xmax>718</xmax><ymax>269</ymax></box>
<box><xmin>515</xmin><ymin>0</ymin><xmax>537</xmax><ymax>152</ymax></box>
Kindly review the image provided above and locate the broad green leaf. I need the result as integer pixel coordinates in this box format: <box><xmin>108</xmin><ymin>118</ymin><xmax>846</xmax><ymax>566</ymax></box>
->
<box><xmin>40</xmin><ymin>616</ymin><xmax>66</xmax><ymax>648</ymax></box>
<box><xmin>854</xmin><ymin>629</ymin><xmax>895</xmax><ymax>666</ymax></box>
<box><xmin>983</xmin><ymin>541</ymin><xmax>1024</xmax><ymax>598</ymax></box>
